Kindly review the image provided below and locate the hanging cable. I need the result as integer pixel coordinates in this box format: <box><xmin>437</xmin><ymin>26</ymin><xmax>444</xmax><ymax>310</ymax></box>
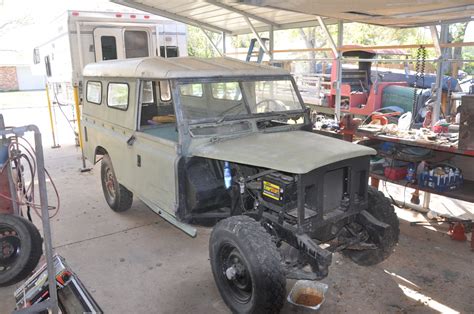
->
<box><xmin>0</xmin><ymin>136</ymin><xmax>60</xmax><ymax>219</ymax></box>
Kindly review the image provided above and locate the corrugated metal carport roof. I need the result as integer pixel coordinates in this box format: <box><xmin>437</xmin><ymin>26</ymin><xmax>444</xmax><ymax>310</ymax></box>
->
<box><xmin>112</xmin><ymin>0</ymin><xmax>338</xmax><ymax>34</ymax></box>
<box><xmin>112</xmin><ymin>0</ymin><xmax>474</xmax><ymax>34</ymax></box>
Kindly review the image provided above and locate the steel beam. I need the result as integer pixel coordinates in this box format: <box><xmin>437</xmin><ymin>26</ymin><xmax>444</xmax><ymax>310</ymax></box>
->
<box><xmin>316</xmin><ymin>16</ymin><xmax>337</xmax><ymax>56</ymax></box>
<box><xmin>269</xmin><ymin>25</ymin><xmax>274</xmax><ymax>61</ymax></box>
<box><xmin>430</xmin><ymin>25</ymin><xmax>447</xmax><ymax>126</ymax></box>
<box><xmin>200</xmin><ymin>27</ymin><xmax>223</xmax><ymax>56</ymax></box>
<box><xmin>243</xmin><ymin>16</ymin><xmax>271</xmax><ymax>57</ymax></box>
<box><xmin>205</xmin><ymin>0</ymin><xmax>280</xmax><ymax>28</ymax></box>
<box><xmin>112</xmin><ymin>0</ymin><xmax>233</xmax><ymax>34</ymax></box>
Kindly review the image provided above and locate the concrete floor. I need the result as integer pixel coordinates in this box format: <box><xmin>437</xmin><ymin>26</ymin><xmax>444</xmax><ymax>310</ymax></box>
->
<box><xmin>0</xmin><ymin>91</ymin><xmax>473</xmax><ymax>313</ymax></box>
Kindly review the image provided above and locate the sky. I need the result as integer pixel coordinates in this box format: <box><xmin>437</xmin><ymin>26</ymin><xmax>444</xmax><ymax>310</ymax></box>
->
<box><xmin>0</xmin><ymin>0</ymin><xmax>136</xmax><ymax>50</ymax></box>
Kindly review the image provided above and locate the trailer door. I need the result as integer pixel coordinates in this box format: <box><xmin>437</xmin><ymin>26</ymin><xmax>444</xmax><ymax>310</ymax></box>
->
<box><xmin>93</xmin><ymin>28</ymin><xmax>124</xmax><ymax>61</ymax></box>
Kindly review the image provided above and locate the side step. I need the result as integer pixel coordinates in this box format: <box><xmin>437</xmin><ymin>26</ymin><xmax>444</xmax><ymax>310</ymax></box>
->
<box><xmin>140</xmin><ymin>196</ymin><xmax>197</xmax><ymax>238</ymax></box>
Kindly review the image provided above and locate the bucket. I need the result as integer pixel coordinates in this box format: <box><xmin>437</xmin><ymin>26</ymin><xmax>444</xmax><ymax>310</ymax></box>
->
<box><xmin>287</xmin><ymin>280</ymin><xmax>328</xmax><ymax>310</ymax></box>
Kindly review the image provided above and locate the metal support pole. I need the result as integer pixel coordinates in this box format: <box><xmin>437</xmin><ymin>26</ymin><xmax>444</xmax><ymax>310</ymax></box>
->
<box><xmin>335</xmin><ymin>20</ymin><xmax>343</xmax><ymax>122</ymax></box>
<box><xmin>316</xmin><ymin>16</ymin><xmax>342</xmax><ymax>121</ymax></box>
<box><xmin>33</xmin><ymin>128</ymin><xmax>58</xmax><ymax>314</ymax></box>
<box><xmin>200</xmin><ymin>27</ymin><xmax>223</xmax><ymax>56</ymax></box>
<box><xmin>269</xmin><ymin>25</ymin><xmax>274</xmax><ymax>62</ymax></box>
<box><xmin>73</xmin><ymin>85</ymin><xmax>91</xmax><ymax>172</ymax></box>
<box><xmin>243</xmin><ymin>16</ymin><xmax>271</xmax><ymax>58</ymax></box>
<box><xmin>75</xmin><ymin>22</ymin><xmax>84</xmax><ymax>73</ymax></box>
<box><xmin>222</xmin><ymin>32</ymin><xmax>226</xmax><ymax>55</ymax></box>
<box><xmin>45</xmin><ymin>84</ymin><xmax>60</xmax><ymax>148</ymax></box>
<box><xmin>429</xmin><ymin>25</ymin><xmax>445</xmax><ymax>126</ymax></box>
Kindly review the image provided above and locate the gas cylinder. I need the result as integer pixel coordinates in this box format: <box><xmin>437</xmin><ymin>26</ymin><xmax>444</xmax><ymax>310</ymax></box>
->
<box><xmin>448</xmin><ymin>222</ymin><xmax>467</xmax><ymax>242</ymax></box>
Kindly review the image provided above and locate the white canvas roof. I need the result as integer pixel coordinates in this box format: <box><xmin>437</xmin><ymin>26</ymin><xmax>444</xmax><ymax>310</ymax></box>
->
<box><xmin>111</xmin><ymin>0</ymin><xmax>474</xmax><ymax>34</ymax></box>
<box><xmin>82</xmin><ymin>56</ymin><xmax>289</xmax><ymax>78</ymax></box>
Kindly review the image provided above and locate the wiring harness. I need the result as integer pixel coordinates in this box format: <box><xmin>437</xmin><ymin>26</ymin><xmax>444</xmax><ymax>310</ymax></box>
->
<box><xmin>0</xmin><ymin>135</ymin><xmax>60</xmax><ymax>221</ymax></box>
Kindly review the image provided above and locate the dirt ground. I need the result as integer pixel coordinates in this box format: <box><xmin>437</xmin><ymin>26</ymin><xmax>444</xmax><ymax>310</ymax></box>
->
<box><xmin>0</xmin><ymin>91</ymin><xmax>473</xmax><ymax>313</ymax></box>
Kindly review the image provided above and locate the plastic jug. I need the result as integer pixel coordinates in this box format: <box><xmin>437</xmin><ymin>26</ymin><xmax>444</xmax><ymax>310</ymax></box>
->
<box><xmin>398</xmin><ymin>112</ymin><xmax>412</xmax><ymax>131</ymax></box>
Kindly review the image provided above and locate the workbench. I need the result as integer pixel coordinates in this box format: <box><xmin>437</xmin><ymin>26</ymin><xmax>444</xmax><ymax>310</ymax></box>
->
<box><xmin>356</xmin><ymin>128</ymin><xmax>474</xmax><ymax>204</ymax></box>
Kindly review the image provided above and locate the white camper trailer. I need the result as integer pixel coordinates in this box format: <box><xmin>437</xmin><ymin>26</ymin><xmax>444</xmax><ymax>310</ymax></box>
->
<box><xmin>32</xmin><ymin>10</ymin><xmax>187</xmax><ymax>147</ymax></box>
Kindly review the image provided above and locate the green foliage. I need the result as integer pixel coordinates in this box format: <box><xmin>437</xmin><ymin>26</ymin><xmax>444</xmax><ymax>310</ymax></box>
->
<box><xmin>187</xmin><ymin>26</ymin><xmax>221</xmax><ymax>58</ymax></box>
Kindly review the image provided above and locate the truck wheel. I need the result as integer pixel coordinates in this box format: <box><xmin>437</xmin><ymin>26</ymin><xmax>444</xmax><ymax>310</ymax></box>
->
<box><xmin>101</xmin><ymin>154</ymin><xmax>133</xmax><ymax>212</ymax></box>
<box><xmin>0</xmin><ymin>214</ymin><xmax>43</xmax><ymax>287</ymax></box>
<box><xmin>209</xmin><ymin>215</ymin><xmax>286</xmax><ymax>314</ymax></box>
<box><xmin>344</xmin><ymin>187</ymin><xmax>399</xmax><ymax>266</ymax></box>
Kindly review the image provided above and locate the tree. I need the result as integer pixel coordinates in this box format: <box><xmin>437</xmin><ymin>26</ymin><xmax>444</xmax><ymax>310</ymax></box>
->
<box><xmin>297</xmin><ymin>27</ymin><xmax>328</xmax><ymax>73</ymax></box>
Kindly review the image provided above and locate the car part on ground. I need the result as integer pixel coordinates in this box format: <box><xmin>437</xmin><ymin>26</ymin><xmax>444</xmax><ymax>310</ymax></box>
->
<box><xmin>0</xmin><ymin>214</ymin><xmax>43</xmax><ymax>287</ymax></box>
<box><xmin>14</xmin><ymin>254</ymin><xmax>102</xmax><ymax>313</ymax></box>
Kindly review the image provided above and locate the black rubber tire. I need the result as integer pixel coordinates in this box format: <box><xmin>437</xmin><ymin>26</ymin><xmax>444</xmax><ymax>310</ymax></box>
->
<box><xmin>101</xmin><ymin>154</ymin><xmax>133</xmax><ymax>212</ymax></box>
<box><xmin>209</xmin><ymin>215</ymin><xmax>286</xmax><ymax>314</ymax></box>
<box><xmin>0</xmin><ymin>214</ymin><xmax>43</xmax><ymax>287</ymax></box>
<box><xmin>344</xmin><ymin>187</ymin><xmax>399</xmax><ymax>266</ymax></box>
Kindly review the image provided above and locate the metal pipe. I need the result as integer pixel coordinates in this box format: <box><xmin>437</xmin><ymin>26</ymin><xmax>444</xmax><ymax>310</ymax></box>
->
<box><xmin>243</xmin><ymin>16</ymin><xmax>271</xmax><ymax>57</ymax></box>
<box><xmin>45</xmin><ymin>84</ymin><xmax>60</xmax><ymax>148</ymax></box>
<box><xmin>75</xmin><ymin>22</ymin><xmax>84</xmax><ymax>73</ymax></box>
<box><xmin>335</xmin><ymin>20</ymin><xmax>343</xmax><ymax>122</ymax></box>
<box><xmin>32</xmin><ymin>127</ymin><xmax>58</xmax><ymax>314</ymax></box>
<box><xmin>222</xmin><ymin>32</ymin><xmax>226</xmax><ymax>54</ymax></box>
<box><xmin>73</xmin><ymin>86</ymin><xmax>88</xmax><ymax>171</ymax></box>
<box><xmin>200</xmin><ymin>27</ymin><xmax>223</xmax><ymax>56</ymax></box>
<box><xmin>269</xmin><ymin>25</ymin><xmax>274</xmax><ymax>62</ymax></box>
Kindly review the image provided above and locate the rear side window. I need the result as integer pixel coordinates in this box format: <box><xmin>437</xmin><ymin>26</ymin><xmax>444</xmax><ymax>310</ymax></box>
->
<box><xmin>101</xmin><ymin>36</ymin><xmax>117</xmax><ymax>60</ymax></box>
<box><xmin>124</xmin><ymin>31</ymin><xmax>149</xmax><ymax>58</ymax></box>
<box><xmin>180</xmin><ymin>84</ymin><xmax>203</xmax><ymax>97</ymax></box>
<box><xmin>86</xmin><ymin>81</ymin><xmax>102</xmax><ymax>104</ymax></box>
<box><xmin>107</xmin><ymin>83</ymin><xmax>129</xmax><ymax>110</ymax></box>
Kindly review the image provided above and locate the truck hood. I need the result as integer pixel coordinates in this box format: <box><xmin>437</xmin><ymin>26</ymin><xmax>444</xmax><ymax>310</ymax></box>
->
<box><xmin>192</xmin><ymin>130</ymin><xmax>375</xmax><ymax>174</ymax></box>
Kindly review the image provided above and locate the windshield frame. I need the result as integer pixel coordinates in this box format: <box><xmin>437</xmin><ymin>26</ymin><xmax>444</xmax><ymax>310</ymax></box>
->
<box><xmin>174</xmin><ymin>75</ymin><xmax>306</xmax><ymax>125</ymax></box>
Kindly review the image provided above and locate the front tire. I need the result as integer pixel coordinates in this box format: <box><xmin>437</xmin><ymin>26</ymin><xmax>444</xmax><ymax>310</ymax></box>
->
<box><xmin>209</xmin><ymin>215</ymin><xmax>286</xmax><ymax>314</ymax></box>
<box><xmin>101</xmin><ymin>154</ymin><xmax>133</xmax><ymax>212</ymax></box>
<box><xmin>344</xmin><ymin>187</ymin><xmax>399</xmax><ymax>266</ymax></box>
<box><xmin>0</xmin><ymin>214</ymin><xmax>43</xmax><ymax>287</ymax></box>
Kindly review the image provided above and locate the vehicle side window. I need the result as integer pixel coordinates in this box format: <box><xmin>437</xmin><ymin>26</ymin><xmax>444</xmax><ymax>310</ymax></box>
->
<box><xmin>159</xmin><ymin>81</ymin><xmax>171</xmax><ymax>101</ymax></box>
<box><xmin>142</xmin><ymin>81</ymin><xmax>154</xmax><ymax>104</ymax></box>
<box><xmin>180</xmin><ymin>84</ymin><xmax>202</xmax><ymax>97</ymax></box>
<box><xmin>211</xmin><ymin>82</ymin><xmax>242</xmax><ymax>101</ymax></box>
<box><xmin>107</xmin><ymin>83</ymin><xmax>129</xmax><ymax>110</ymax></box>
<box><xmin>101</xmin><ymin>36</ymin><xmax>117</xmax><ymax>60</ymax></box>
<box><xmin>124</xmin><ymin>30</ymin><xmax>149</xmax><ymax>58</ymax></box>
<box><xmin>86</xmin><ymin>81</ymin><xmax>102</xmax><ymax>105</ymax></box>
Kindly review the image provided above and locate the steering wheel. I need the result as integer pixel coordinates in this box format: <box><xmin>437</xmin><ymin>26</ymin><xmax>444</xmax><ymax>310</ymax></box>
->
<box><xmin>255</xmin><ymin>99</ymin><xmax>287</xmax><ymax>113</ymax></box>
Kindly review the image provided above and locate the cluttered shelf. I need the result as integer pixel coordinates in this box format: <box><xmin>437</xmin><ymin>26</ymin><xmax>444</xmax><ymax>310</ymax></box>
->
<box><xmin>370</xmin><ymin>172</ymin><xmax>474</xmax><ymax>203</ymax></box>
<box><xmin>356</xmin><ymin>127</ymin><xmax>474</xmax><ymax>157</ymax></box>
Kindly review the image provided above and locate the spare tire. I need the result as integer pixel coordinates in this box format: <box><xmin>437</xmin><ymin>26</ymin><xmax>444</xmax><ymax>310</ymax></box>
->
<box><xmin>0</xmin><ymin>214</ymin><xmax>43</xmax><ymax>287</ymax></box>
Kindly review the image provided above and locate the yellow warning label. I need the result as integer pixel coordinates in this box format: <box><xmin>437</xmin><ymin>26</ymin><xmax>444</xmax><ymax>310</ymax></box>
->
<box><xmin>263</xmin><ymin>181</ymin><xmax>280</xmax><ymax>201</ymax></box>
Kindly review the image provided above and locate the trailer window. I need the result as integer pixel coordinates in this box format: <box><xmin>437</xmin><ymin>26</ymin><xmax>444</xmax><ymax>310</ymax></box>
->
<box><xmin>33</xmin><ymin>48</ymin><xmax>40</xmax><ymax>64</ymax></box>
<box><xmin>86</xmin><ymin>81</ymin><xmax>102</xmax><ymax>105</ymax></box>
<box><xmin>160</xmin><ymin>46</ymin><xmax>179</xmax><ymax>58</ymax></box>
<box><xmin>124</xmin><ymin>31</ymin><xmax>149</xmax><ymax>58</ymax></box>
<box><xmin>107</xmin><ymin>83</ymin><xmax>129</xmax><ymax>110</ymax></box>
<box><xmin>101</xmin><ymin>36</ymin><xmax>118</xmax><ymax>60</ymax></box>
<box><xmin>44</xmin><ymin>56</ymin><xmax>52</xmax><ymax>77</ymax></box>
